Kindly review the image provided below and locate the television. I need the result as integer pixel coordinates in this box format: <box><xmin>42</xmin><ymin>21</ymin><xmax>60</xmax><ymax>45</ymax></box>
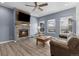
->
<box><xmin>18</xmin><ymin>12</ymin><xmax>30</xmax><ymax>22</ymax></box>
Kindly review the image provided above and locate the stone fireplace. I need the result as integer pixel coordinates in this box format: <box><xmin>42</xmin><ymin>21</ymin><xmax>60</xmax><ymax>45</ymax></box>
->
<box><xmin>16</xmin><ymin>21</ymin><xmax>30</xmax><ymax>38</ymax></box>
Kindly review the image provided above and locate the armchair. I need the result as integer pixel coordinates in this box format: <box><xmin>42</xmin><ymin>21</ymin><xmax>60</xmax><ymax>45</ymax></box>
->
<box><xmin>50</xmin><ymin>36</ymin><xmax>79</xmax><ymax>56</ymax></box>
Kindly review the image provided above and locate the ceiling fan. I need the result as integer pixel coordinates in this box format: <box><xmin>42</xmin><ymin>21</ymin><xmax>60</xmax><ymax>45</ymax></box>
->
<box><xmin>25</xmin><ymin>2</ymin><xmax>48</xmax><ymax>11</ymax></box>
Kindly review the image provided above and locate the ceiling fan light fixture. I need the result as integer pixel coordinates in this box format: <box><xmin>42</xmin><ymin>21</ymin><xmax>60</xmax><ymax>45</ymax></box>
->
<box><xmin>25</xmin><ymin>2</ymin><xmax>48</xmax><ymax>11</ymax></box>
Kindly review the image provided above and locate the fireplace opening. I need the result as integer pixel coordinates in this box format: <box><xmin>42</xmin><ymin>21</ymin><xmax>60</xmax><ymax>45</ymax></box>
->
<box><xmin>19</xmin><ymin>29</ymin><xmax>28</xmax><ymax>37</ymax></box>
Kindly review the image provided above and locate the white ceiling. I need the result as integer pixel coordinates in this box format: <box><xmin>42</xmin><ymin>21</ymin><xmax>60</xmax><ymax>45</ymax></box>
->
<box><xmin>0</xmin><ymin>2</ymin><xmax>78</xmax><ymax>17</ymax></box>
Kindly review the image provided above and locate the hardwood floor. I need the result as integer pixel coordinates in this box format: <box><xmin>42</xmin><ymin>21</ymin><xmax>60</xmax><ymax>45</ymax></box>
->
<box><xmin>0</xmin><ymin>37</ymin><xmax>50</xmax><ymax>56</ymax></box>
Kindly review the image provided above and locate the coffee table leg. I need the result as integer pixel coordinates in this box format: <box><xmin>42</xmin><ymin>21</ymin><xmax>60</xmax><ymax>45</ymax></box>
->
<box><xmin>36</xmin><ymin>39</ymin><xmax>38</xmax><ymax>45</ymax></box>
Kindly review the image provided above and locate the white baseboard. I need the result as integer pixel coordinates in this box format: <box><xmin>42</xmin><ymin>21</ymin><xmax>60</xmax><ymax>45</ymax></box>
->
<box><xmin>0</xmin><ymin>40</ymin><xmax>15</xmax><ymax>44</ymax></box>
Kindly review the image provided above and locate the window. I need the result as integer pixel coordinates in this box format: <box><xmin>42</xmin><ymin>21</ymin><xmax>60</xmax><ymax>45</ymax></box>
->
<box><xmin>47</xmin><ymin>19</ymin><xmax>56</xmax><ymax>33</ymax></box>
<box><xmin>60</xmin><ymin>16</ymin><xmax>73</xmax><ymax>33</ymax></box>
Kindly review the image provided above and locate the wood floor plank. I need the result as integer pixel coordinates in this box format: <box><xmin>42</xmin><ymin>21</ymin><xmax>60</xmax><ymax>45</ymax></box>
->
<box><xmin>22</xmin><ymin>40</ymin><xmax>48</xmax><ymax>56</ymax></box>
<box><xmin>17</xmin><ymin>41</ymin><xmax>35</xmax><ymax>56</ymax></box>
<box><xmin>13</xmin><ymin>42</ymin><xmax>31</xmax><ymax>56</ymax></box>
<box><xmin>17</xmin><ymin>40</ymin><xmax>42</xmax><ymax>56</ymax></box>
<box><xmin>0</xmin><ymin>38</ymin><xmax>50</xmax><ymax>56</ymax></box>
<box><xmin>20</xmin><ymin>39</ymin><xmax>50</xmax><ymax>55</ymax></box>
<box><xmin>5</xmin><ymin>44</ymin><xmax>16</xmax><ymax>56</ymax></box>
<box><xmin>0</xmin><ymin>45</ymin><xmax>2</xmax><ymax>56</ymax></box>
<box><xmin>21</xmin><ymin>41</ymin><xmax>45</xmax><ymax>56</ymax></box>
<box><xmin>8</xmin><ymin>42</ymin><xmax>22</xmax><ymax>56</ymax></box>
<box><xmin>0</xmin><ymin>44</ymin><xmax>7</xmax><ymax>56</ymax></box>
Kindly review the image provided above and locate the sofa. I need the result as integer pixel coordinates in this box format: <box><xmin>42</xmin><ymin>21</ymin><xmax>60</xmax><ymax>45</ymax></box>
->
<box><xmin>50</xmin><ymin>34</ymin><xmax>79</xmax><ymax>56</ymax></box>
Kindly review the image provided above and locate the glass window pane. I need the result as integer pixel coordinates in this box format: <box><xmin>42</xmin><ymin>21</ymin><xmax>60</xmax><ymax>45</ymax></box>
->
<box><xmin>60</xmin><ymin>16</ymin><xmax>73</xmax><ymax>33</ymax></box>
<box><xmin>47</xmin><ymin>19</ymin><xmax>56</xmax><ymax>33</ymax></box>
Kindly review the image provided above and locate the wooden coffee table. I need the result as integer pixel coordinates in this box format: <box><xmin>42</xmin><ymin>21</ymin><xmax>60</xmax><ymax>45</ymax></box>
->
<box><xmin>36</xmin><ymin>36</ymin><xmax>52</xmax><ymax>47</ymax></box>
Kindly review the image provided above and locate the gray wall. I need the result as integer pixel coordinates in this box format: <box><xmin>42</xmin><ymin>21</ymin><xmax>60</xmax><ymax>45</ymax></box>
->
<box><xmin>38</xmin><ymin>7</ymin><xmax>76</xmax><ymax>37</ymax></box>
<box><xmin>29</xmin><ymin>16</ymin><xmax>38</xmax><ymax>37</ymax></box>
<box><xmin>76</xmin><ymin>5</ymin><xmax>79</xmax><ymax>35</ymax></box>
<box><xmin>0</xmin><ymin>6</ymin><xmax>15</xmax><ymax>42</ymax></box>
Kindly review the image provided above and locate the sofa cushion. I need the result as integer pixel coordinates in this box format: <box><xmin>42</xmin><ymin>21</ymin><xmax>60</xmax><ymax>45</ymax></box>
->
<box><xmin>67</xmin><ymin>32</ymin><xmax>76</xmax><ymax>39</ymax></box>
<box><xmin>67</xmin><ymin>36</ymin><xmax>79</xmax><ymax>49</ymax></box>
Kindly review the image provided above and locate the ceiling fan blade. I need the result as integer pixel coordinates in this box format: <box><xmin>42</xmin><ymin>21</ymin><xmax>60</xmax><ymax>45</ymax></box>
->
<box><xmin>34</xmin><ymin>2</ymin><xmax>37</xmax><ymax>6</ymax></box>
<box><xmin>25</xmin><ymin>5</ymin><xmax>35</xmax><ymax>7</ymax></box>
<box><xmin>39</xmin><ymin>3</ymin><xmax>48</xmax><ymax>7</ymax></box>
<box><xmin>32</xmin><ymin>7</ymin><xmax>36</xmax><ymax>11</ymax></box>
<box><xmin>39</xmin><ymin>7</ymin><xmax>43</xmax><ymax>11</ymax></box>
